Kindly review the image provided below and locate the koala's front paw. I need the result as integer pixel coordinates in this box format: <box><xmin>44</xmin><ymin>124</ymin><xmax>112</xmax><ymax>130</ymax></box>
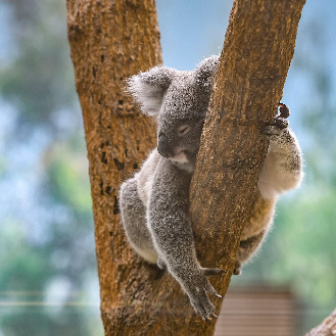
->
<box><xmin>261</xmin><ymin>117</ymin><xmax>288</xmax><ymax>137</ymax></box>
<box><xmin>183</xmin><ymin>271</ymin><xmax>221</xmax><ymax>320</ymax></box>
<box><xmin>262</xmin><ymin>103</ymin><xmax>290</xmax><ymax>138</ymax></box>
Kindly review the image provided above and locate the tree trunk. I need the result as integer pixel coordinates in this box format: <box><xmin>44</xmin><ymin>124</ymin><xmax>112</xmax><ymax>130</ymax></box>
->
<box><xmin>67</xmin><ymin>0</ymin><xmax>305</xmax><ymax>335</ymax></box>
<box><xmin>190</xmin><ymin>0</ymin><xmax>306</xmax><ymax>325</ymax></box>
<box><xmin>66</xmin><ymin>0</ymin><xmax>162</xmax><ymax>334</ymax></box>
<box><xmin>306</xmin><ymin>308</ymin><xmax>336</xmax><ymax>336</ymax></box>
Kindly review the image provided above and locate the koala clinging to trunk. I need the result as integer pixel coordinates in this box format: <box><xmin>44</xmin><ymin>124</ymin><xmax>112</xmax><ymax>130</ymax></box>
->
<box><xmin>119</xmin><ymin>55</ymin><xmax>303</xmax><ymax>319</ymax></box>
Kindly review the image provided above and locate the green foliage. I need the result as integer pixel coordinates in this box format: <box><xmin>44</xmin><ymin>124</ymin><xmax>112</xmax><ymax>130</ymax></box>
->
<box><xmin>0</xmin><ymin>0</ymin><xmax>101</xmax><ymax>334</ymax></box>
<box><xmin>1</xmin><ymin>307</ymin><xmax>96</xmax><ymax>336</ymax></box>
<box><xmin>47</xmin><ymin>141</ymin><xmax>92</xmax><ymax>214</ymax></box>
<box><xmin>0</xmin><ymin>0</ymin><xmax>76</xmax><ymax>129</ymax></box>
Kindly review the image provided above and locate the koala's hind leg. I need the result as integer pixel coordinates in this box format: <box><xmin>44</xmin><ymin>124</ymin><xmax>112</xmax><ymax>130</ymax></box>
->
<box><xmin>119</xmin><ymin>178</ymin><xmax>158</xmax><ymax>264</ymax></box>
<box><xmin>259</xmin><ymin>117</ymin><xmax>303</xmax><ymax>200</ymax></box>
<box><xmin>234</xmin><ymin>230</ymin><xmax>265</xmax><ymax>275</ymax></box>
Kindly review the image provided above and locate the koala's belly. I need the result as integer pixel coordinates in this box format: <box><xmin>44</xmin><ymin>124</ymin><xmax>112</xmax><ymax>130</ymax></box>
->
<box><xmin>136</xmin><ymin>149</ymin><xmax>161</xmax><ymax>206</ymax></box>
<box><xmin>241</xmin><ymin>194</ymin><xmax>276</xmax><ymax>240</ymax></box>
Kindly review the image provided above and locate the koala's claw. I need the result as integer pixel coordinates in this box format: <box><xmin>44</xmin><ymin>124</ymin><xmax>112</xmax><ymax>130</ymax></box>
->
<box><xmin>191</xmin><ymin>292</ymin><xmax>216</xmax><ymax>320</ymax></box>
<box><xmin>157</xmin><ymin>257</ymin><xmax>166</xmax><ymax>270</ymax></box>
<box><xmin>201</xmin><ymin>267</ymin><xmax>226</xmax><ymax>276</ymax></box>
<box><xmin>262</xmin><ymin>103</ymin><xmax>290</xmax><ymax>137</ymax></box>
<box><xmin>261</xmin><ymin>117</ymin><xmax>288</xmax><ymax>137</ymax></box>
<box><xmin>274</xmin><ymin>117</ymin><xmax>289</xmax><ymax>129</ymax></box>
<box><xmin>205</xmin><ymin>313</ymin><xmax>218</xmax><ymax>321</ymax></box>
<box><xmin>279</xmin><ymin>103</ymin><xmax>290</xmax><ymax>118</ymax></box>
<box><xmin>185</xmin><ymin>272</ymin><xmax>221</xmax><ymax>319</ymax></box>
<box><xmin>233</xmin><ymin>261</ymin><xmax>241</xmax><ymax>275</ymax></box>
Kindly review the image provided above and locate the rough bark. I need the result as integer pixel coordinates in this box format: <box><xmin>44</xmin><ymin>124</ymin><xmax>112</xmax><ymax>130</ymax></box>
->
<box><xmin>67</xmin><ymin>0</ymin><xmax>305</xmax><ymax>335</ymax></box>
<box><xmin>189</xmin><ymin>2</ymin><xmax>306</xmax><ymax>334</ymax></box>
<box><xmin>66</xmin><ymin>0</ymin><xmax>162</xmax><ymax>334</ymax></box>
<box><xmin>306</xmin><ymin>308</ymin><xmax>336</xmax><ymax>336</ymax></box>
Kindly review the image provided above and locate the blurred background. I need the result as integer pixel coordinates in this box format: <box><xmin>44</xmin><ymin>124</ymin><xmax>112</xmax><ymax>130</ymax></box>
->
<box><xmin>0</xmin><ymin>0</ymin><xmax>335</xmax><ymax>335</ymax></box>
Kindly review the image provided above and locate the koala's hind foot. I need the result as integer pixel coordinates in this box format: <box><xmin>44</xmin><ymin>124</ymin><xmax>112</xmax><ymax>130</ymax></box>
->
<box><xmin>261</xmin><ymin>116</ymin><xmax>288</xmax><ymax>137</ymax></box>
<box><xmin>261</xmin><ymin>103</ymin><xmax>290</xmax><ymax>136</ymax></box>
<box><xmin>259</xmin><ymin>109</ymin><xmax>303</xmax><ymax>199</ymax></box>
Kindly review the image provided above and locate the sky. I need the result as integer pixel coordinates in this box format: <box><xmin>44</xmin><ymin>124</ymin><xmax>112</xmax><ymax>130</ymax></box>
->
<box><xmin>156</xmin><ymin>0</ymin><xmax>336</xmax><ymax>139</ymax></box>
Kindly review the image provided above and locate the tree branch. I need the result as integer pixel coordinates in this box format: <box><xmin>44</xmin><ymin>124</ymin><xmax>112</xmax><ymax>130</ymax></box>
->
<box><xmin>306</xmin><ymin>308</ymin><xmax>336</xmax><ymax>336</ymax></box>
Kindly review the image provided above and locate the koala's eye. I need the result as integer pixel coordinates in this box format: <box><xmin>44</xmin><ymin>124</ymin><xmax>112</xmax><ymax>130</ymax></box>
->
<box><xmin>178</xmin><ymin>125</ymin><xmax>191</xmax><ymax>136</ymax></box>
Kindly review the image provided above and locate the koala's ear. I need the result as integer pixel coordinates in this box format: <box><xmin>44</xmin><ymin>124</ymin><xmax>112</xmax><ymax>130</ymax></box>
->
<box><xmin>127</xmin><ymin>66</ymin><xmax>176</xmax><ymax>117</ymax></box>
<box><xmin>194</xmin><ymin>55</ymin><xmax>219</xmax><ymax>88</ymax></box>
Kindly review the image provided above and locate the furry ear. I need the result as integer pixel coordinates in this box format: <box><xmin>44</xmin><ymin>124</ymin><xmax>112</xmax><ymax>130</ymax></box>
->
<box><xmin>127</xmin><ymin>66</ymin><xmax>176</xmax><ymax>116</ymax></box>
<box><xmin>194</xmin><ymin>55</ymin><xmax>219</xmax><ymax>89</ymax></box>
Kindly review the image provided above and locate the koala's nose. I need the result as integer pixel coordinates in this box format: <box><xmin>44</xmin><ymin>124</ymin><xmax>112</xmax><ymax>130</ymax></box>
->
<box><xmin>157</xmin><ymin>133</ymin><xmax>171</xmax><ymax>158</ymax></box>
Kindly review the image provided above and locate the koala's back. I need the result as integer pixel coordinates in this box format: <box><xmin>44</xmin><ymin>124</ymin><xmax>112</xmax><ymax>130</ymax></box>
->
<box><xmin>136</xmin><ymin>149</ymin><xmax>161</xmax><ymax>207</ymax></box>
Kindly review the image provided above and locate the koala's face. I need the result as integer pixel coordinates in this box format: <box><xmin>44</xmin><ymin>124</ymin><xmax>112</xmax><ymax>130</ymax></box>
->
<box><xmin>128</xmin><ymin>56</ymin><xmax>219</xmax><ymax>169</ymax></box>
<box><xmin>156</xmin><ymin>114</ymin><xmax>204</xmax><ymax>165</ymax></box>
<box><xmin>156</xmin><ymin>81</ymin><xmax>207</xmax><ymax>166</ymax></box>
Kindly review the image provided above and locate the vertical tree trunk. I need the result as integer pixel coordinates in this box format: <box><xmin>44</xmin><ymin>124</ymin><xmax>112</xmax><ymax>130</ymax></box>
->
<box><xmin>66</xmin><ymin>0</ymin><xmax>163</xmax><ymax>334</ymax></box>
<box><xmin>67</xmin><ymin>0</ymin><xmax>305</xmax><ymax>335</ymax></box>
<box><xmin>190</xmin><ymin>1</ymin><xmax>306</xmax><ymax>328</ymax></box>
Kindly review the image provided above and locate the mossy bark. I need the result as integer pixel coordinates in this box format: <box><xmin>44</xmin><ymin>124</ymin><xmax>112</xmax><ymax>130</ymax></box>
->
<box><xmin>67</xmin><ymin>0</ymin><xmax>305</xmax><ymax>335</ymax></box>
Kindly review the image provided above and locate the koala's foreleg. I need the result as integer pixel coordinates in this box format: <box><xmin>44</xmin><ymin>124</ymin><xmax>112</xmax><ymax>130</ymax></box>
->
<box><xmin>259</xmin><ymin>118</ymin><xmax>303</xmax><ymax>200</ymax></box>
<box><xmin>119</xmin><ymin>178</ymin><xmax>157</xmax><ymax>263</ymax></box>
<box><xmin>148</xmin><ymin>159</ymin><xmax>222</xmax><ymax>319</ymax></box>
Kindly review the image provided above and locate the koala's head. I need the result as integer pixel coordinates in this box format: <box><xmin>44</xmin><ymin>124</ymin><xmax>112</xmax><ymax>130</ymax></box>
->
<box><xmin>128</xmin><ymin>55</ymin><xmax>219</xmax><ymax>170</ymax></box>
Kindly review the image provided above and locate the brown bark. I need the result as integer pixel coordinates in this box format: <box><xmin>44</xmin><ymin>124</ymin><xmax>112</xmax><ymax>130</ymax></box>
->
<box><xmin>306</xmin><ymin>308</ymin><xmax>336</xmax><ymax>336</ymax></box>
<box><xmin>189</xmin><ymin>2</ymin><xmax>306</xmax><ymax>333</ymax></box>
<box><xmin>67</xmin><ymin>0</ymin><xmax>305</xmax><ymax>335</ymax></box>
<box><xmin>66</xmin><ymin>0</ymin><xmax>162</xmax><ymax>334</ymax></box>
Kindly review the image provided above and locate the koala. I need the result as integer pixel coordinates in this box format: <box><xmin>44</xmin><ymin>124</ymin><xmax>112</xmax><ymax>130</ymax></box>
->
<box><xmin>119</xmin><ymin>55</ymin><xmax>303</xmax><ymax>319</ymax></box>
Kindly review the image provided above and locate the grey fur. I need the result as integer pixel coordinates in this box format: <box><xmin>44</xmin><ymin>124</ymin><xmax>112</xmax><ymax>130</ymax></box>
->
<box><xmin>119</xmin><ymin>55</ymin><xmax>303</xmax><ymax>319</ymax></box>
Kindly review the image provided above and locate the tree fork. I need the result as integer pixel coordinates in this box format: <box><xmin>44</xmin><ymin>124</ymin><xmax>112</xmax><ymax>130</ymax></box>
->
<box><xmin>67</xmin><ymin>0</ymin><xmax>306</xmax><ymax>335</ymax></box>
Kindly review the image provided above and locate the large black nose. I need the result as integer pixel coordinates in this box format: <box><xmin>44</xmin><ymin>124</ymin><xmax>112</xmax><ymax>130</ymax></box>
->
<box><xmin>157</xmin><ymin>133</ymin><xmax>171</xmax><ymax>158</ymax></box>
